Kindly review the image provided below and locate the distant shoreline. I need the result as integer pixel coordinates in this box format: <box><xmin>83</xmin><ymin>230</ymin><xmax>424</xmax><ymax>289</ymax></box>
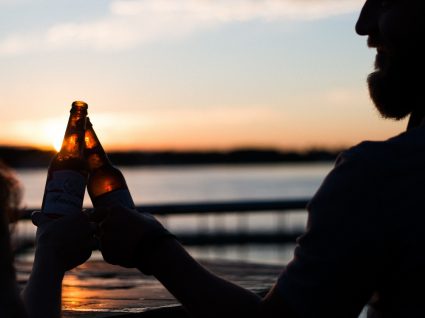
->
<box><xmin>0</xmin><ymin>146</ymin><xmax>342</xmax><ymax>168</ymax></box>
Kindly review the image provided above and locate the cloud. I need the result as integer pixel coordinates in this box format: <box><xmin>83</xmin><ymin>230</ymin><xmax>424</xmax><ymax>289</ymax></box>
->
<box><xmin>0</xmin><ymin>0</ymin><xmax>361</xmax><ymax>55</ymax></box>
<box><xmin>111</xmin><ymin>0</ymin><xmax>361</xmax><ymax>21</ymax></box>
<box><xmin>0</xmin><ymin>0</ymin><xmax>31</xmax><ymax>5</ymax></box>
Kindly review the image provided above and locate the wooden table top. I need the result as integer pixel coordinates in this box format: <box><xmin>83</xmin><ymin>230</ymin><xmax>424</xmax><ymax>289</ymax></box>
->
<box><xmin>15</xmin><ymin>251</ymin><xmax>283</xmax><ymax>317</ymax></box>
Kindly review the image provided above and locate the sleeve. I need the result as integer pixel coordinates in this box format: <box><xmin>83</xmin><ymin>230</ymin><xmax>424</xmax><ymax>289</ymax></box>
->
<box><xmin>275</xmin><ymin>151</ymin><xmax>383</xmax><ymax>318</ymax></box>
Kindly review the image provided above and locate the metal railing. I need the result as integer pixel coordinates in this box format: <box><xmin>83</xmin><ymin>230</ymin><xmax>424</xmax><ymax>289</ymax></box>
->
<box><xmin>16</xmin><ymin>198</ymin><xmax>310</xmax><ymax>248</ymax></box>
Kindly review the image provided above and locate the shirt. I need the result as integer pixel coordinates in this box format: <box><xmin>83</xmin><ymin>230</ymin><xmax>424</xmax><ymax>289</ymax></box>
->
<box><xmin>277</xmin><ymin>125</ymin><xmax>425</xmax><ymax>318</ymax></box>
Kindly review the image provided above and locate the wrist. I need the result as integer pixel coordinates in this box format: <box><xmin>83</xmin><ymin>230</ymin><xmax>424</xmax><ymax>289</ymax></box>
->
<box><xmin>136</xmin><ymin>234</ymin><xmax>178</xmax><ymax>275</ymax></box>
<box><xmin>33</xmin><ymin>247</ymin><xmax>66</xmax><ymax>278</ymax></box>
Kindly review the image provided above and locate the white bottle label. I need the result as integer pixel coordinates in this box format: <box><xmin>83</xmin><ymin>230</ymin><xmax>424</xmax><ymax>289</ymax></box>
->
<box><xmin>93</xmin><ymin>189</ymin><xmax>135</xmax><ymax>209</ymax></box>
<box><xmin>43</xmin><ymin>170</ymin><xmax>86</xmax><ymax>216</ymax></box>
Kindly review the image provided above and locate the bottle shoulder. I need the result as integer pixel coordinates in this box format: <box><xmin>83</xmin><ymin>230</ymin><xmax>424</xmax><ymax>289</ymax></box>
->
<box><xmin>49</xmin><ymin>154</ymin><xmax>87</xmax><ymax>173</ymax></box>
<box><xmin>88</xmin><ymin>164</ymin><xmax>125</xmax><ymax>179</ymax></box>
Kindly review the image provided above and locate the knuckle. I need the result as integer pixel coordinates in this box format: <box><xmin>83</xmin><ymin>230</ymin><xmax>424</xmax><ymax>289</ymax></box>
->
<box><xmin>101</xmin><ymin>250</ymin><xmax>117</xmax><ymax>265</ymax></box>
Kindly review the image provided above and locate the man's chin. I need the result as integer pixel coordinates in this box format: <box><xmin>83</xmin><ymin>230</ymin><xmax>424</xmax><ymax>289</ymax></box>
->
<box><xmin>367</xmin><ymin>70</ymin><xmax>412</xmax><ymax>120</ymax></box>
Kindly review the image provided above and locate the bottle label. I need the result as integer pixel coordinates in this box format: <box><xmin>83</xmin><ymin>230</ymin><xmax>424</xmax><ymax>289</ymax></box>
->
<box><xmin>43</xmin><ymin>170</ymin><xmax>86</xmax><ymax>216</ymax></box>
<box><xmin>93</xmin><ymin>189</ymin><xmax>135</xmax><ymax>209</ymax></box>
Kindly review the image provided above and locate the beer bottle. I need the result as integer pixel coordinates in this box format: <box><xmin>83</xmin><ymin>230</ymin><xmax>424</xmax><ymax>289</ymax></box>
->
<box><xmin>41</xmin><ymin>101</ymin><xmax>88</xmax><ymax>216</ymax></box>
<box><xmin>84</xmin><ymin>117</ymin><xmax>135</xmax><ymax>209</ymax></box>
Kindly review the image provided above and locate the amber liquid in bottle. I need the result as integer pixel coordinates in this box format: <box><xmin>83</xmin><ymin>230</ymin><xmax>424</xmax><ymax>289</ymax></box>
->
<box><xmin>85</xmin><ymin>117</ymin><xmax>135</xmax><ymax>208</ymax></box>
<box><xmin>41</xmin><ymin>101</ymin><xmax>88</xmax><ymax>216</ymax></box>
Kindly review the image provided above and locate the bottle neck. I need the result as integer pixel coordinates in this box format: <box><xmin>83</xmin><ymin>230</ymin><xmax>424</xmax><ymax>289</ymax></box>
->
<box><xmin>59</xmin><ymin>105</ymin><xmax>87</xmax><ymax>159</ymax></box>
<box><xmin>85</xmin><ymin>126</ymin><xmax>112</xmax><ymax>170</ymax></box>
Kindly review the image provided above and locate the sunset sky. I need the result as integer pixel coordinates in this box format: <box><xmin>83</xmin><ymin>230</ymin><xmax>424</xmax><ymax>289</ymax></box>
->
<box><xmin>0</xmin><ymin>0</ymin><xmax>406</xmax><ymax>151</ymax></box>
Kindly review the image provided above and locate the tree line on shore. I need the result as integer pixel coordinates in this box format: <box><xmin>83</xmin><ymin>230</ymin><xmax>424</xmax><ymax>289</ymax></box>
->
<box><xmin>0</xmin><ymin>146</ymin><xmax>343</xmax><ymax>168</ymax></box>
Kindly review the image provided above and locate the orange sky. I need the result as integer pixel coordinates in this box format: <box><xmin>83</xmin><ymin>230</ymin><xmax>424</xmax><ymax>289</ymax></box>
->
<box><xmin>0</xmin><ymin>103</ymin><xmax>406</xmax><ymax>152</ymax></box>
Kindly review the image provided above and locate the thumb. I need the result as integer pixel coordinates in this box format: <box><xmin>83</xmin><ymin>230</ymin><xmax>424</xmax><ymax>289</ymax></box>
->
<box><xmin>31</xmin><ymin>211</ymin><xmax>42</xmax><ymax>226</ymax></box>
<box><xmin>31</xmin><ymin>211</ymin><xmax>59</xmax><ymax>226</ymax></box>
<box><xmin>88</xmin><ymin>206</ymin><xmax>111</xmax><ymax>223</ymax></box>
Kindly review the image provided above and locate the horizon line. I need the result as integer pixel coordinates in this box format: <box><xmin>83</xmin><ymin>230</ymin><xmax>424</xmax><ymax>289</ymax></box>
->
<box><xmin>0</xmin><ymin>143</ymin><xmax>347</xmax><ymax>153</ymax></box>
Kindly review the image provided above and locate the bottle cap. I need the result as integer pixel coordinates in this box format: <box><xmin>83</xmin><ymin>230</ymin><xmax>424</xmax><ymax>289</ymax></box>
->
<box><xmin>72</xmin><ymin>101</ymin><xmax>88</xmax><ymax>108</ymax></box>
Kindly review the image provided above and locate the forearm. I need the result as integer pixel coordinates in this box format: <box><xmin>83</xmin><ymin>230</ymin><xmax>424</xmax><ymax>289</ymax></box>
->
<box><xmin>146</xmin><ymin>238</ymin><xmax>262</xmax><ymax>318</ymax></box>
<box><xmin>0</xmin><ymin>278</ymin><xmax>27</xmax><ymax>318</ymax></box>
<box><xmin>22</xmin><ymin>251</ymin><xmax>64</xmax><ymax>318</ymax></box>
<box><xmin>1</xmin><ymin>215</ymin><xmax>28</xmax><ymax>317</ymax></box>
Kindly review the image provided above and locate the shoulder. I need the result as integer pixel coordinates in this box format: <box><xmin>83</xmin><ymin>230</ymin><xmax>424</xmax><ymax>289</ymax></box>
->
<box><xmin>306</xmin><ymin>138</ymin><xmax>392</xmax><ymax>223</ymax></box>
<box><xmin>334</xmin><ymin>126</ymin><xmax>425</xmax><ymax>177</ymax></box>
<box><xmin>308</xmin><ymin>127</ymin><xmax>425</xmax><ymax>219</ymax></box>
<box><xmin>331</xmin><ymin>127</ymin><xmax>425</xmax><ymax>180</ymax></box>
<box><xmin>335</xmin><ymin>139</ymin><xmax>392</xmax><ymax>173</ymax></box>
<box><xmin>312</xmin><ymin>141</ymin><xmax>378</xmax><ymax>202</ymax></box>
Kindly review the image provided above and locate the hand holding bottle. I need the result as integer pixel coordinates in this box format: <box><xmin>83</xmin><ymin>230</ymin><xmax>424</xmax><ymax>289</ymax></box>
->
<box><xmin>90</xmin><ymin>205</ymin><xmax>175</xmax><ymax>274</ymax></box>
<box><xmin>31</xmin><ymin>211</ymin><xmax>96</xmax><ymax>273</ymax></box>
<box><xmin>84</xmin><ymin>117</ymin><xmax>174</xmax><ymax>273</ymax></box>
<box><xmin>23</xmin><ymin>211</ymin><xmax>96</xmax><ymax>318</ymax></box>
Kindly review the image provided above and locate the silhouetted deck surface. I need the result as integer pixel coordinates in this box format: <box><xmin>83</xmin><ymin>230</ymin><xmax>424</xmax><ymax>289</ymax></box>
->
<box><xmin>15</xmin><ymin>252</ymin><xmax>283</xmax><ymax>317</ymax></box>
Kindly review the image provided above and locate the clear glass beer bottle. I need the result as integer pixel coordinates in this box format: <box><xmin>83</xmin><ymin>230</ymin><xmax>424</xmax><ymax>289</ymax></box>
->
<box><xmin>41</xmin><ymin>101</ymin><xmax>88</xmax><ymax>216</ymax></box>
<box><xmin>84</xmin><ymin>117</ymin><xmax>135</xmax><ymax>208</ymax></box>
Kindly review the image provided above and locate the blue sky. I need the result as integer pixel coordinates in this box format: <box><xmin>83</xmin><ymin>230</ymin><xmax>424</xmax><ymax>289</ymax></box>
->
<box><xmin>0</xmin><ymin>0</ymin><xmax>406</xmax><ymax>151</ymax></box>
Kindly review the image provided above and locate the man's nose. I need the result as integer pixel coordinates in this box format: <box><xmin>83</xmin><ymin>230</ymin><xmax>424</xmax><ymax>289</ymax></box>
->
<box><xmin>355</xmin><ymin>1</ymin><xmax>379</xmax><ymax>36</ymax></box>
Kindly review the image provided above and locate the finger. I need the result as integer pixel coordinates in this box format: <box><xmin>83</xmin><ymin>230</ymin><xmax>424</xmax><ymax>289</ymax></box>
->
<box><xmin>89</xmin><ymin>221</ymin><xmax>99</xmax><ymax>233</ymax></box>
<box><xmin>82</xmin><ymin>208</ymin><xmax>93</xmax><ymax>218</ymax></box>
<box><xmin>31</xmin><ymin>211</ymin><xmax>41</xmax><ymax>226</ymax></box>
<box><xmin>72</xmin><ymin>213</ymin><xmax>99</xmax><ymax>235</ymax></box>
<box><xmin>90</xmin><ymin>237</ymin><xmax>100</xmax><ymax>251</ymax></box>
<box><xmin>101</xmin><ymin>248</ymin><xmax>119</xmax><ymax>266</ymax></box>
<box><xmin>88</xmin><ymin>222</ymin><xmax>101</xmax><ymax>241</ymax></box>
<box><xmin>31</xmin><ymin>211</ymin><xmax>54</xmax><ymax>227</ymax></box>
<box><xmin>89</xmin><ymin>206</ymin><xmax>111</xmax><ymax>223</ymax></box>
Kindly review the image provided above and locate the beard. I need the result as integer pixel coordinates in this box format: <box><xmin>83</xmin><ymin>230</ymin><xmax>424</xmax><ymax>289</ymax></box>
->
<box><xmin>367</xmin><ymin>50</ymin><xmax>423</xmax><ymax>120</ymax></box>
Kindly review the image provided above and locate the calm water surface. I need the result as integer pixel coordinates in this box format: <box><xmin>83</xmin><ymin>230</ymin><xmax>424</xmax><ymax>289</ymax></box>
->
<box><xmin>15</xmin><ymin>163</ymin><xmax>334</xmax><ymax>265</ymax></box>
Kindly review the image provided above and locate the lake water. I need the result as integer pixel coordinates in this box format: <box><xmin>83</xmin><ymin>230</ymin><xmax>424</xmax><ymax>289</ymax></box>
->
<box><xmin>14</xmin><ymin>163</ymin><xmax>334</xmax><ymax>265</ymax></box>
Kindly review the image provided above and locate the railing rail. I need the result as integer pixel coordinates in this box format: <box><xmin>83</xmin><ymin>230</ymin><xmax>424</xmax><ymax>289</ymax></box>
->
<box><xmin>17</xmin><ymin>198</ymin><xmax>310</xmax><ymax>247</ymax></box>
<box><xmin>20</xmin><ymin>198</ymin><xmax>310</xmax><ymax>218</ymax></box>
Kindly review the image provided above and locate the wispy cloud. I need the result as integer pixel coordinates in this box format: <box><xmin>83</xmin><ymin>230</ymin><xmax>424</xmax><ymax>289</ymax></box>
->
<box><xmin>111</xmin><ymin>0</ymin><xmax>361</xmax><ymax>21</ymax></box>
<box><xmin>0</xmin><ymin>0</ymin><xmax>361</xmax><ymax>55</ymax></box>
<box><xmin>0</xmin><ymin>0</ymin><xmax>31</xmax><ymax>5</ymax></box>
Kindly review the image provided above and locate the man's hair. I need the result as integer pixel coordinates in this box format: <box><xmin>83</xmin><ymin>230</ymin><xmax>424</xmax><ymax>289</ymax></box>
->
<box><xmin>0</xmin><ymin>161</ymin><xmax>22</xmax><ymax>224</ymax></box>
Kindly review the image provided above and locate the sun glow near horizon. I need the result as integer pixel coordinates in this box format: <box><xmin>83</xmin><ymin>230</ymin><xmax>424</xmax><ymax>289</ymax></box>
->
<box><xmin>0</xmin><ymin>116</ymin><xmax>67</xmax><ymax>152</ymax></box>
<box><xmin>0</xmin><ymin>106</ymin><xmax>406</xmax><ymax>153</ymax></box>
<box><xmin>49</xmin><ymin>125</ymin><xmax>65</xmax><ymax>152</ymax></box>
<box><xmin>0</xmin><ymin>112</ymin><xmax>156</xmax><ymax>151</ymax></box>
